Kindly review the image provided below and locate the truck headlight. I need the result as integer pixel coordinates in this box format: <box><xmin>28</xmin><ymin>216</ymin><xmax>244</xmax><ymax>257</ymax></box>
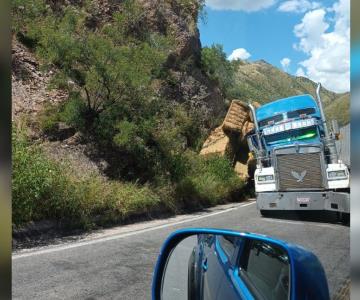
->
<box><xmin>257</xmin><ymin>175</ymin><xmax>274</xmax><ymax>182</ymax></box>
<box><xmin>327</xmin><ymin>170</ymin><xmax>347</xmax><ymax>180</ymax></box>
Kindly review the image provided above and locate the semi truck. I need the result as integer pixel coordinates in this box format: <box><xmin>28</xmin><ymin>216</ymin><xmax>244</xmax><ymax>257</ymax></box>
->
<box><xmin>246</xmin><ymin>84</ymin><xmax>350</xmax><ymax>222</ymax></box>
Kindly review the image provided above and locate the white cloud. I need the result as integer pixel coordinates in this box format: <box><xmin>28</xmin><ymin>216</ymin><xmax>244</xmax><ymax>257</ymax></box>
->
<box><xmin>294</xmin><ymin>9</ymin><xmax>329</xmax><ymax>52</ymax></box>
<box><xmin>293</xmin><ymin>0</ymin><xmax>350</xmax><ymax>93</ymax></box>
<box><xmin>296</xmin><ymin>67</ymin><xmax>305</xmax><ymax>76</ymax></box>
<box><xmin>206</xmin><ymin>0</ymin><xmax>276</xmax><ymax>12</ymax></box>
<box><xmin>280</xmin><ymin>57</ymin><xmax>291</xmax><ymax>71</ymax></box>
<box><xmin>278</xmin><ymin>0</ymin><xmax>321</xmax><ymax>13</ymax></box>
<box><xmin>228</xmin><ymin>48</ymin><xmax>251</xmax><ymax>61</ymax></box>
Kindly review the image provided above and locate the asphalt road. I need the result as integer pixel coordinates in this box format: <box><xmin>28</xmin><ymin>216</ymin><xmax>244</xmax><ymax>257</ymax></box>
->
<box><xmin>12</xmin><ymin>200</ymin><xmax>349</xmax><ymax>299</ymax></box>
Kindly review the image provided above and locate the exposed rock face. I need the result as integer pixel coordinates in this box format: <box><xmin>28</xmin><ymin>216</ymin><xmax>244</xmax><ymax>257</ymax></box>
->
<box><xmin>161</xmin><ymin>70</ymin><xmax>224</xmax><ymax>127</ymax></box>
<box><xmin>12</xmin><ymin>38</ymin><xmax>99</xmax><ymax>174</ymax></box>
<box><xmin>12</xmin><ymin>0</ymin><xmax>225</xmax><ymax>129</ymax></box>
<box><xmin>138</xmin><ymin>0</ymin><xmax>226</xmax><ymax>127</ymax></box>
<box><xmin>139</xmin><ymin>0</ymin><xmax>201</xmax><ymax>60</ymax></box>
<box><xmin>12</xmin><ymin>39</ymin><xmax>68</xmax><ymax>119</ymax></box>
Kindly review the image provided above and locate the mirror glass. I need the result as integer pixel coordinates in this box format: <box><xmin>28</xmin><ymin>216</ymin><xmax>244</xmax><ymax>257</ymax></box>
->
<box><xmin>161</xmin><ymin>234</ymin><xmax>290</xmax><ymax>300</ymax></box>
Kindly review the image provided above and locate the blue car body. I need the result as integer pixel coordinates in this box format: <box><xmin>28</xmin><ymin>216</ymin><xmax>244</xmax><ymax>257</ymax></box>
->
<box><xmin>152</xmin><ymin>228</ymin><xmax>330</xmax><ymax>300</ymax></box>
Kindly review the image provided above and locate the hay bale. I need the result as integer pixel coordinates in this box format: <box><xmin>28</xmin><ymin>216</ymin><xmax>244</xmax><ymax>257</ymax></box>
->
<box><xmin>234</xmin><ymin>161</ymin><xmax>249</xmax><ymax>179</ymax></box>
<box><xmin>222</xmin><ymin>100</ymin><xmax>249</xmax><ymax>133</ymax></box>
<box><xmin>200</xmin><ymin>100</ymin><xmax>261</xmax><ymax>181</ymax></box>
<box><xmin>200</xmin><ymin>126</ymin><xmax>230</xmax><ymax>156</ymax></box>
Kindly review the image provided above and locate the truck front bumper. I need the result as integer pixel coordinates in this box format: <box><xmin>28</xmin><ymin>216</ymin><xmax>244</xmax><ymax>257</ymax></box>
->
<box><xmin>257</xmin><ymin>191</ymin><xmax>350</xmax><ymax>213</ymax></box>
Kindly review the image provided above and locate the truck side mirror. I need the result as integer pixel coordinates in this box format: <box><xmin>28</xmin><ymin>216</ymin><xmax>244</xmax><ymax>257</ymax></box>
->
<box><xmin>247</xmin><ymin>135</ymin><xmax>256</xmax><ymax>152</ymax></box>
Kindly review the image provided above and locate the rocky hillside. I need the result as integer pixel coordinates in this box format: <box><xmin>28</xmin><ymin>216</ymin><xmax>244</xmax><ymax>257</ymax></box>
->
<box><xmin>12</xmin><ymin>38</ymin><xmax>68</xmax><ymax>118</ymax></box>
<box><xmin>12</xmin><ymin>0</ymin><xmax>224</xmax><ymax>129</ymax></box>
<box><xmin>12</xmin><ymin>0</ymin><xmax>247</xmax><ymax>229</ymax></box>
<box><xmin>11</xmin><ymin>0</ymin><xmax>227</xmax><ymax>180</ymax></box>
<box><xmin>231</xmin><ymin>59</ymin><xmax>350</xmax><ymax>126</ymax></box>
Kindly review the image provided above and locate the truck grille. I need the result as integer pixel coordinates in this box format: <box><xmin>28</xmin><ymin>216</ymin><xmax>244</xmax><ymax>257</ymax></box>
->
<box><xmin>276</xmin><ymin>153</ymin><xmax>324</xmax><ymax>190</ymax></box>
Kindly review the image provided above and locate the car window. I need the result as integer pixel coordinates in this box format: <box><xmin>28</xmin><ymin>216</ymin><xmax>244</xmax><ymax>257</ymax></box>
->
<box><xmin>239</xmin><ymin>240</ymin><xmax>290</xmax><ymax>300</ymax></box>
<box><xmin>218</xmin><ymin>235</ymin><xmax>237</xmax><ymax>258</ymax></box>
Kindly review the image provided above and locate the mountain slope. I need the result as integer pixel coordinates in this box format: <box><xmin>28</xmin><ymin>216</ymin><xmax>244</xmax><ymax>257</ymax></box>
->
<box><xmin>324</xmin><ymin>93</ymin><xmax>350</xmax><ymax>127</ymax></box>
<box><xmin>231</xmin><ymin>60</ymin><xmax>350</xmax><ymax>126</ymax></box>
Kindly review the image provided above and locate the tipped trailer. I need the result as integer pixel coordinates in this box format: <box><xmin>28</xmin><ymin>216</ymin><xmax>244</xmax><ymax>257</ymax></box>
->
<box><xmin>247</xmin><ymin>84</ymin><xmax>350</xmax><ymax>222</ymax></box>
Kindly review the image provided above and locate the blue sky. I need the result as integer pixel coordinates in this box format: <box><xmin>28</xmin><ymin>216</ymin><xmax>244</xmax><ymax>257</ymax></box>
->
<box><xmin>198</xmin><ymin>0</ymin><xmax>350</xmax><ymax>93</ymax></box>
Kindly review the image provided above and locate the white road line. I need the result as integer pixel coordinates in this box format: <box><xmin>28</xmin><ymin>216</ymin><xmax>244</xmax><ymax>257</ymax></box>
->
<box><xmin>262</xmin><ymin>218</ymin><xmax>339</xmax><ymax>229</ymax></box>
<box><xmin>12</xmin><ymin>201</ymin><xmax>256</xmax><ymax>260</ymax></box>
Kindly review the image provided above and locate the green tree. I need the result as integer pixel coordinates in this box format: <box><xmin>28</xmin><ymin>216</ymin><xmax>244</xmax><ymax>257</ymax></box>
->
<box><xmin>201</xmin><ymin>44</ymin><xmax>235</xmax><ymax>98</ymax></box>
<box><xmin>26</xmin><ymin>7</ymin><xmax>173</xmax><ymax>133</ymax></box>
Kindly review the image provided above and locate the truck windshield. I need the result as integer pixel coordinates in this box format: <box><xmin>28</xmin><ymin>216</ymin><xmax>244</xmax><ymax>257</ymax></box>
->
<box><xmin>265</xmin><ymin>127</ymin><xmax>317</xmax><ymax>145</ymax></box>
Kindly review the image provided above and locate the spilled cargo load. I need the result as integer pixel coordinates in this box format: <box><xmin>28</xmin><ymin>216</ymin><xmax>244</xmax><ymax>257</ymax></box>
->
<box><xmin>200</xmin><ymin>100</ymin><xmax>259</xmax><ymax>179</ymax></box>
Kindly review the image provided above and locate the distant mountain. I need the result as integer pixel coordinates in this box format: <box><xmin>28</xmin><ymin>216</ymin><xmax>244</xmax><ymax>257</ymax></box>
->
<box><xmin>230</xmin><ymin>59</ymin><xmax>350</xmax><ymax>126</ymax></box>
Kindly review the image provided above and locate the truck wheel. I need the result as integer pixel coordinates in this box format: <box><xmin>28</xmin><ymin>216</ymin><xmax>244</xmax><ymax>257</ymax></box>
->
<box><xmin>338</xmin><ymin>212</ymin><xmax>350</xmax><ymax>225</ymax></box>
<box><xmin>260</xmin><ymin>210</ymin><xmax>271</xmax><ymax>217</ymax></box>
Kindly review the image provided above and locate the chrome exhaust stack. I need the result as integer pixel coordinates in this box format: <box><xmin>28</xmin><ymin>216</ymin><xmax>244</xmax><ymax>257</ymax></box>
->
<box><xmin>248</xmin><ymin>103</ymin><xmax>264</xmax><ymax>167</ymax></box>
<box><xmin>315</xmin><ymin>83</ymin><xmax>338</xmax><ymax>163</ymax></box>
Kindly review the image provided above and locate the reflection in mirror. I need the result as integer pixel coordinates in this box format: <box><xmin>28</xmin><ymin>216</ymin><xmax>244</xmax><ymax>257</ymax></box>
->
<box><xmin>161</xmin><ymin>236</ymin><xmax>197</xmax><ymax>300</ymax></box>
<box><xmin>161</xmin><ymin>234</ymin><xmax>290</xmax><ymax>300</ymax></box>
<box><xmin>239</xmin><ymin>239</ymin><xmax>290</xmax><ymax>300</ymax></box>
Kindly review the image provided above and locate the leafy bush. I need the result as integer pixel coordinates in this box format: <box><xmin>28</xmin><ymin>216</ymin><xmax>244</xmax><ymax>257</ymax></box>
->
<box><xmin>37</xmin><ymin>103</ymin><xmax>61</xmax><ymax>134</ymax></box>
<box><xmin>176</xmin><ymin>152</ymin><xmax>244</xmax><ymax>207</ymax></box>
<box><xmin>37</xmin><ymin>93</ymin><xmax>87</xmax><ymax>135</ymax></box>
<box><xmin>60</xmin><ymin>94</ymin><xmax>88</xmax><ymax>130</ymax></box>
<box><xmin>201</xmin><ymin>44</ymin><xmax>235</xmax><ymax>98</ymax></box>
<box><xmin>13</xmin><ymin>130</ymin><xmax>70</xmax><ymax>224</ymax></box>
<box><xmin>12</xmin><ymin>0</ymin><xmax>48</xmax><ymax>35</ymax></box>
<box><xmin>12</xmin><ymin>129</ymin><xmax>161</xmax><ymax>227</ymax></box>
<box><xmin>13</xmin><ymin>128</ymin><xmax>244</xmax><ymax>227</ymax></box>
<box><xmin>168</xmin><ymin>0</ymin><xmax>206</xmax><ymax>21</ymax></box>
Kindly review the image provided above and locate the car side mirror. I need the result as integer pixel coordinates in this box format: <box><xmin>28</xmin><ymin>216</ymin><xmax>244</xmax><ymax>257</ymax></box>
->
<box><xmin>152</xmin><ymin>228</ymin><xmax>330</xmax><ymax>300</ymax></box>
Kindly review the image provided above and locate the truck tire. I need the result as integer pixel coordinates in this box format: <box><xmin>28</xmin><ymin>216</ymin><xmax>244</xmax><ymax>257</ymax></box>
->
<box><xmin>260</xmin><ymin>210</ymin><xmax>271</xmax><ymax>217</ymax></box>
<box><xmin>338</xmin><ymin>212</ymin><xmax>350</xmax><ymax>225</ymax></box>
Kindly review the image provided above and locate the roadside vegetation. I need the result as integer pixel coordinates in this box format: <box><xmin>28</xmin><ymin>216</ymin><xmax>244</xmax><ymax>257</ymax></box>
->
<box><xmin>201</xmin><ymin>44</ymin><xmax>236</xmax><ymax>98</ymax></box>
<box><xmin>13</xmin><ymin>127</ymin><xmax>159</xmax><ymax>227</ymax></box>
<box><xmin>12</xmin><ymin>1</ymin><xmax>244</xmax><ymax>229</ymax></box>
<box><xmin>13</xmin><ymin>127</ymin><xmax>243</xmax><ymax>227</ymax></box>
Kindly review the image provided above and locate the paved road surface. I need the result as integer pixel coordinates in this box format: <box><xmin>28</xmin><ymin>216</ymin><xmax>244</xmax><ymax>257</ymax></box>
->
<box><xmin>13</xmin><ymin>200</ymin><xmax>349</xmax><ymax>299</ymax></box>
